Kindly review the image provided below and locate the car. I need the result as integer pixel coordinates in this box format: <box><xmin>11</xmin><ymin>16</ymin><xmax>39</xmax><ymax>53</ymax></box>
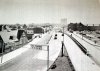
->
<box><xmin>69</xmin><ymin>30</ymin><xmax>73</xmax><ymax>33</ymax></box>
<box><xmin>62</xmin><ymin>33</ymin><xmax>64</xmax><ymax>36</ymax></box>
<box><xmin>55</xmin><ymin>34</ymin><xmax>57</xmax><ymax>36</ymax></box>
<box><xmin>54</xmin><ymin>36</ymin><xmax>57</xmax><ymax>39</ymax></box>
<box><xmin>50</xmin><ymin>64</ymin><xmax>56</xmax><ymax>69</ymax></box>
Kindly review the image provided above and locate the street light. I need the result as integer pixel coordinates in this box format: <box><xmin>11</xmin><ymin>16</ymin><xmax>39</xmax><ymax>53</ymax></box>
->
<box><xmin>61</xmin><ymin>41</ymin><xmax>64</xmax><ymax>57</ymax></box>
<box><xmin>63</xmin><ymin>27</ymin><xmax>64</xmax><ymax>42</ymax></box>
<box><xmin>47</xmin><ymin>45</ymin><xmax>49</xmax><ymax>71</ymax></box>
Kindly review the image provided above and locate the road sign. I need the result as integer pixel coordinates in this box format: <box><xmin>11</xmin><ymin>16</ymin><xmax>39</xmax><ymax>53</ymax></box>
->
<box><xmin>30</xmin><ymin>44</ymin><xmax>48</xmax><ymax>51</ymax></box>
<box><xmin>31</xmin><ymin>44</ymin><xmax>42</xmax><ymax>50</ymax></box>
<box><xmin>30</xmin><ymin>44</ymin><xmax>49</xmax><ymax>70</ymax></box>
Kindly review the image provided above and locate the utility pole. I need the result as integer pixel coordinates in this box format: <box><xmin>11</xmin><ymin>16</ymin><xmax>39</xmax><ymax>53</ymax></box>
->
<box><xmin>61</xmin><ymin>41</ymin><xmax>64</xmax><ymax>57</ymax></box>
<box><xmin>61</xmin><ymin>27</ymin><xmax>64</xmax><ymax>57</ymax></box>
<box><xmin>47</xmin><ymin>45</ymin><xmax>49</xmax><ymax>71</ymax></box>
<box><xmin>63</xmin><ymin>27</ymin><xmax>64</xmax><ymax>42</ymax></box>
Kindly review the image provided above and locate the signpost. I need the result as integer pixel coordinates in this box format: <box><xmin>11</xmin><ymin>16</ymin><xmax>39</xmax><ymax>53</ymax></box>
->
<box><xmin>30</xmin><ymin>44</ymin><xmax>49</xmax><ymax>71</ymax></box>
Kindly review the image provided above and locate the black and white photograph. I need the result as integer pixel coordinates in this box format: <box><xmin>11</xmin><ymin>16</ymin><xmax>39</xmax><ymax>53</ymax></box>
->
<box><xmin>0</xmin><ymin>0</ymin><xmax>100</xmax><ymax>71</ymax></box>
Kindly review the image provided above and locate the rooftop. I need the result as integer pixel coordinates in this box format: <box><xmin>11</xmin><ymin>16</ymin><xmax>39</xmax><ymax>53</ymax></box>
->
<box><xmin>0</xmin><ymin>30</ymin><xmax>18</xmax><ymax>43</ymax></box>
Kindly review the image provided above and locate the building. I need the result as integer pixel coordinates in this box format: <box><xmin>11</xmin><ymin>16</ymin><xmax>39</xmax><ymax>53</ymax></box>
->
<box><xmin>26</xmin><ymin>28</ymin><xmax>34</xmax><ymax>40</ymax></box>
<box><xmin>23</xmin><ymin>24</ymin><xmax>27</xmax><ymax>31</ymax></box>
<box><xmin>17</xmin><ymin>30</ymin><xmax>28</xmax><ymax>44</ymax></box>
<box><xmin>33</xmin><ymin>27</ymin><xmax>44</xmax><ymax>34</ymax></box>
<box><xmin>27</xmin><ymin>27</ymin><xmax>44</xmax><ymax>39</ymax></box>
<box><xmin>20</xmin><ymin>32</ymin><xmax>28</xmax><ymax>44</ymax></box>
<box><xmin>0</xmin><ymin>34</ymin><xmax>17</xmax><ymax>53</ymax></box>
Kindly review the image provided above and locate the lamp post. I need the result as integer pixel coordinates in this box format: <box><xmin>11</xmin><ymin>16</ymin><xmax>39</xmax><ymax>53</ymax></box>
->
<box><xmin>63</xmin><ymin>27</ymin><xmax>64</xmax><ymax>42</ymax></box>
<box><xmin>61</xmin><ymin>41</ymin><xmax>64</xmax><ymax>57</ymax></box>
<box><xmin>61</xmin><ymin>27</ymin><xmax>64</xmax><ymax>57</ymax></box>
<box><xmin>47</xmin><ymin>45</ymin><xmax>49</xmax><ymax>71</ymax></box>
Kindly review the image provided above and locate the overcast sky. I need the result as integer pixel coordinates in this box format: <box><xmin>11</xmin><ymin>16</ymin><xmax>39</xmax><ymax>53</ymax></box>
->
<box><xmin>0</xmin><ymin>0</ymin><xmax>100</xmax><ymax>25</ymax></box>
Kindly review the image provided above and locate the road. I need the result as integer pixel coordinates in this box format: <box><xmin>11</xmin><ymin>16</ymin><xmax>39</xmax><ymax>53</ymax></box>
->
<box><xmin>64</xmin><ymin>31</ymin><xmax>100</xmax><ymax>71</ymax></box>
<box><xmin>0</xmin><ymin>32</ymin><xmax>63</xmax><ymax>71</ymax></box>
<box><xmin>1</xmin><ymin>30</ymin><xmax>100</xmax><ymax>71</ymax></box>
<box><xmin>70</xmin><ymin>32</ymin><xmax>100</xmax><ymax>66</ymax></box>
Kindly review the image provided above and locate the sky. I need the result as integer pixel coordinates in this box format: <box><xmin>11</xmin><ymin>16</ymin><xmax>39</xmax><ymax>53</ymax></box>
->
<box><xmin>0</xmin><ymin>0</ymin><xmax>100</xmax><ymax>25</ymax></box>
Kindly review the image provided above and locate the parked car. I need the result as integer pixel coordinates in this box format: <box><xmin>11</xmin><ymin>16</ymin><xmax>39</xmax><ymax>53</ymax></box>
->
<box><xmin>62</xmin><ymin>33</ymin><xmax>64</xmax><ymax>36</ymax></box>
<box><xmin>69</xmin><ymin>30</ymin><xmax>73</xmax><ymax>33</ymax></box>
<box><xmin>55</xmin><ymin>34</ymin><xmax>57</xmax><ymax>36</ymax></box>
<box><xmin>54</xmin><ymin>34</ymin><xmax>57</xmax><ymax>39</ymax></box>
<box><xmin>54</xmin><ymin>36</ymin><xmax>57</xmax><ymax>39</ymax></box>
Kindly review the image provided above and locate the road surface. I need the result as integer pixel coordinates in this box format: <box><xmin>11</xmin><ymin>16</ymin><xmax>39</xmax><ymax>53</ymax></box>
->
<box><xmin>1</xmin><ymin>31</ymin><xmax>100</xmax><ymax>71</ymax></box>
<box><xmin>70</xmin><ymin>32</ymin><xmax>100</xmax><ymax>66</ymax></box>
<box><xmin>64</xmin><ymin>31</ymin><xmax>100</xmax><ymax>71</ymax></box>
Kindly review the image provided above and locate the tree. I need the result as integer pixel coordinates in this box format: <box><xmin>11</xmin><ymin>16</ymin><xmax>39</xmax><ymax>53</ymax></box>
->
<box><xmin>68</xmin><ymin>23</ymin><xmax>77</xmax><ymax>31</ymax></box>
<box><xmin>77</xmin><ymin>22</ymin><xmax>85</xmax><ymax>31</ymax></box>
<box><xmin>68</xmin><ymin>22</ymin><xmax>85</xmax><ymax>31</ymax></box>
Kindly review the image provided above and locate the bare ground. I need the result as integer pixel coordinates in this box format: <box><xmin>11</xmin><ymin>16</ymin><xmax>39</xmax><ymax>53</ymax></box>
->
<box><xmin>48</xmin><ymin>45</ymin><xmax>75</xmax><ymax>71</ymax></box>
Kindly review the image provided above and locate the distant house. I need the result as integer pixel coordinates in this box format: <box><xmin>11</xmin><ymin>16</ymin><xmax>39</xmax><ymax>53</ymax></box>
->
<box><xmin>33</xmin><ymin>27</ymin><xmax>44</xmax><ymax>34</ymax></box>
<box><xmin>17</xmin><ymin>30</ymin><xmax>28</xmax><ymax>44</ymax></box>
<box><xmin>0</xmin><ymin>25</ymin><xmax>11</xmax><ymax>32</ymax></box>
<box><xmin>42</xmin><ymin>25</ymin><xmax>51</xmax><ymax>33</ymax></box>
<box><xmin>23</xmin><ymin>24</ymin><xmax>27</xmax><ymax>31</ymax></box>
<box><xmin>20</xmin><ymin>27</ymin><xmax>44</xmax><ymax>40</ymax></box>
<box><xmin>89</xmin><ymin>26</ymin><xmax>100</xmax><ymax>31</ymax></box>
<box><xmin>0</xmin><ymin>30</ymin><xmax>18</xmax><ymax>52</ymax></box>
<box><xmin>26</xmin><ymin>27</ymin><xmax>44</xmax><ymax>39</ymax></box>
<box><xmin>0</xmin><ymin>25</ymin><xmax>6</xmax><ymax>31</ymax></box>
<box><xmin>20</xmin><ymin>32</ymin><xmax>28</xmax><ymax>44</ymax></box>
<box><xmin>0</xmin><ymin>35</ymin><xmax>16</xmax><ymax>53</ymax></box>
<box><xmin>26</xmin><ymin>28</ymin><xmax>34</xmax><ymax>40</ymax></box>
